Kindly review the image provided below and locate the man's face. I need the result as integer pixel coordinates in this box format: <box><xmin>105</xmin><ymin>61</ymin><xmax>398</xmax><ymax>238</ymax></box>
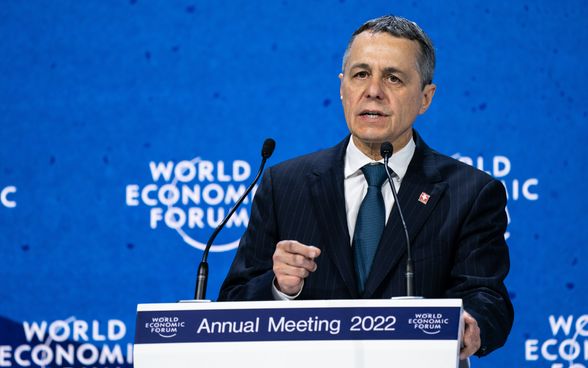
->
<box><xmin>339</xmin><ymin>31</ymin><xmax>436</xmax><ymax>156</ymax></box>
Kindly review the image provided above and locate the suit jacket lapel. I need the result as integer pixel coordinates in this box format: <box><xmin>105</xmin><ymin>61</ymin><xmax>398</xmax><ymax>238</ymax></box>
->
<box><xmin>363</xmin><ymin>132</ymin><xmax>448</xmax><ymax>298</ymax></box>
<box><xmin>308</xmin><ymin>137</ymin><xmax>359</xmax><ymax>298</ymax></box>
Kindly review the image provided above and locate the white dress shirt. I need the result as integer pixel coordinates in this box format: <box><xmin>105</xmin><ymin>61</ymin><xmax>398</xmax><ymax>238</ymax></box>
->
<box><xmin>344</xmin><ymin>136</ymin><xmax>415</xmax><ymax>241</ymax></box>
<box><xmin>272</xmin><ymin>136</ymin><xmax>416</xmax><ymax>300</ymax></box>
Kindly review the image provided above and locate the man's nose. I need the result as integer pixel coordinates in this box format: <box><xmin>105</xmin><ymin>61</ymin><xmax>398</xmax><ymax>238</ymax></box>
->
<box><xmin>365</xmin><ymin>78</ymin><xmax>384</xmax><ymax>99</ymax></box>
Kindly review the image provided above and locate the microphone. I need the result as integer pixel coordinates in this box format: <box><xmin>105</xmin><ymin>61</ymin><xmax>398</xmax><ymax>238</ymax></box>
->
<box><xmin>193</xmin><ymin>138</ymin><xmax>276</xmax><ymax>300</ymax></box>
<box><xmin>380</xmin><ymin>142</ymin><xmax>415</xmax><ymax>297</ymax></box>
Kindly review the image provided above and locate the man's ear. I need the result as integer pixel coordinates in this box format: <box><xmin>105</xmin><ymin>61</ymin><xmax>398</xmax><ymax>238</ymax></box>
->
<box><xmin>419</xmin><ymin>83</ymin><xmax>436</xmax><ymax>114</ymax></box>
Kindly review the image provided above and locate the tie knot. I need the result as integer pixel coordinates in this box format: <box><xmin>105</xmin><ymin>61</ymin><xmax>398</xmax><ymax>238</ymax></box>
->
<box><xmin>361</xmin><ymin>163</ymin><xmax>388</xmax><ymax>187</ymax></box>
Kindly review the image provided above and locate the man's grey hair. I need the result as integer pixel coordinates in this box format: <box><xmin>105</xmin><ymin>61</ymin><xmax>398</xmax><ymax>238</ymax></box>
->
<box><xmin>341</xmin><ymin>15</ymin><xmax>436</xmax><ymax>88</ymax></box>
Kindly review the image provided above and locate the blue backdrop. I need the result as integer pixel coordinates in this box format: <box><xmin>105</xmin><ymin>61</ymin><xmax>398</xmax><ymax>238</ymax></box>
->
<box><xmin>1</xmin><ymin>1</ymin><xmax>587</xmax><ymax>367</ymax></box>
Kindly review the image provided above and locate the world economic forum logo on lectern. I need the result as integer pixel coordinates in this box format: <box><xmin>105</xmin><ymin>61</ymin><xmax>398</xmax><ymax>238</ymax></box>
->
<box><xmin>408</xmin><ymin>313</ymin><xmax>450</xmax><ymax>335</ymax></box>
<box><xmin>145</xmin><ymin>316</ymin><xmax>186</xmax><ymax>338</ymax></box>
<box><xmin>125</xmin><ymin>157</ymin><xmax>255</xmax><ymax>252</ymax></box>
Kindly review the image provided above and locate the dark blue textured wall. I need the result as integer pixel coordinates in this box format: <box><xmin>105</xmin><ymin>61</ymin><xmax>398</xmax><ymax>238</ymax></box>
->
<box><xmin>1</xmin><ymin>1</ymin><xmax>587</xmax><ymax>366</ymax></box>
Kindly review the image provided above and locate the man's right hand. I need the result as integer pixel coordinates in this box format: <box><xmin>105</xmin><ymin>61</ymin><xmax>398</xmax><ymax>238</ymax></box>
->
<box><xmin>272</xmin><ymin>240</ymin><xmax>321</xmax><ymax>296</ymax></box>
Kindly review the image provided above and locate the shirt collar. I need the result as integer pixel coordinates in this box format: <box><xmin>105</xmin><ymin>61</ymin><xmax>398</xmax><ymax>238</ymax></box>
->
<box><xmin>344</xmin><ymin>135</ymin><xmax>415</xmax><ymax>181</ymax></box>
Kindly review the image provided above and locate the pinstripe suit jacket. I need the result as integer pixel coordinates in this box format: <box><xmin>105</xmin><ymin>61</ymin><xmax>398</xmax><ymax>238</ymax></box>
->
<box><xmin>218</xmin><ymin>131</ymin><xmax>513</xmax><ymax>356</ymax></box>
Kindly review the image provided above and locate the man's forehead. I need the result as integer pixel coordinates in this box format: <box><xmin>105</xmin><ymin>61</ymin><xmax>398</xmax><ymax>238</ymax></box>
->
<box><xmin>345</xmin><ymin>32</ymin><xmax>420</xmax><ymax>71</ymax></box>
<box><xmin>348</xmin><ymin>31</ymin><xmax>419</xmax><ymax>55</ymax></box>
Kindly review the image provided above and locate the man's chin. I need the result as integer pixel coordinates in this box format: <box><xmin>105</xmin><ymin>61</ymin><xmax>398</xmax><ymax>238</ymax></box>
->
<box><xmin>352</xmin><ymin>134</ymin><xmax>389</xmax><ymax>146</ymax></box>
<box><xmin>351</xmin><ymin>130</ymin><xmax>413</xmax><ymax>151</ymax></box>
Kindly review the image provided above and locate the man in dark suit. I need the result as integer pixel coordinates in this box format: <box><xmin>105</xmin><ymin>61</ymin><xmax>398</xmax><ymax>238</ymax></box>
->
<box><xmin>219</xmin><ymin>15</ymin><xmax>513</xmax><ymax>360</ymax></box>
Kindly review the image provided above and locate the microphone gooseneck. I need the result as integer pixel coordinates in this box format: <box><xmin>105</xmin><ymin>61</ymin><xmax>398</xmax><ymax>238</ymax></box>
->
<box><xmin>194</xmin><ymin>138</ymin><xmax>276</xmax><ymax>300</ymax></box>
<box><xmin>380</xmin><ymin>142</ymin><xmax>415</xmax><ymax>297</ymax></box>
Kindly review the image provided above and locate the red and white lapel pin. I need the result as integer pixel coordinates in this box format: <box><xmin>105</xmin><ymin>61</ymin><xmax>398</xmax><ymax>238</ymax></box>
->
<box><xmin>418</xmin><ymin>192</ymin><xmax>430</xmax><ymax>205</ymax></box>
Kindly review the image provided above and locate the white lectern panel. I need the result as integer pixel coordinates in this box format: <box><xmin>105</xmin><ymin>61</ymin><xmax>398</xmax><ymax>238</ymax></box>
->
<box><xmin>135</xmin><ymin>299</ymin><xmax>464</xmax><ymax>368</ymax></box>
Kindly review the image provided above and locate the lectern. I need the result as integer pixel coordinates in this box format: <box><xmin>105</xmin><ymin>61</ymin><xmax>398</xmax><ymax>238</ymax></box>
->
<box><xmin>135</xmin><ymin>298</ymin><xmax>465</xmax><ymax>368</ymax></box>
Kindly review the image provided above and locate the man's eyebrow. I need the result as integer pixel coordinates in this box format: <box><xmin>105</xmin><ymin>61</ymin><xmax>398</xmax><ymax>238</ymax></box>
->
<box><xmin>382</xmin><ymin>66</ymin><xmax>407</xmax><ymax>77</ymax></box>
<box><xmin>349</xmin><ymin>63</ymin><xmax>371</xmax><ymax>71</ymax></box>
<box><xmin>348</xmin><ymin>64</ymin><xmax>408</xmax><ymax>78</ymax></box>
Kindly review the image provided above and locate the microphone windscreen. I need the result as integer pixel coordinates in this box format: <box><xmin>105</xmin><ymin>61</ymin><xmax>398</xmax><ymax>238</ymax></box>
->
<box><xmin>380</xmin><ymin>142</ymin><xmax>393</xmax><ymax>158</ymax></box>
<box><xmin>261</xmin><ymin>138</ymin><xmax>276</xmax><ymax>159</ymax></box>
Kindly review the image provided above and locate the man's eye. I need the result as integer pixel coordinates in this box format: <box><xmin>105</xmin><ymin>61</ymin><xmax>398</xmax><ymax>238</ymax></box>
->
<box><xmin>387</xmin><ymin>75</ymin><xmax>402</xmax><ymax>84</ymax></box>
<box><xmin>354</xmin><ymin>71</ymin><xmax>369</xmax><ymax>79</ymax></box>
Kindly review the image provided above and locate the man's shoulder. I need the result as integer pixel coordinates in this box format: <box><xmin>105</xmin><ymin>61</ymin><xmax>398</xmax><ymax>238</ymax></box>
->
<box><xmin>431</xmin><ymin>148</ymin><xmax>486</xmax><ymax>174</ymax></box>
<box><xmin>269</xmin><ymin>138</ymin><xmax>347</xmax><ymax>177</ymax></box>
<box><xmin>424</xmin><ymin>146</ymin><xmax>502</xmax><ymax>191</ymax></box>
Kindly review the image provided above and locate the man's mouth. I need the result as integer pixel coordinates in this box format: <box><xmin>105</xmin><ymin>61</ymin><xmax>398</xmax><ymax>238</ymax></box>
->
<box><xmin>359</xmin><ymin>110</ymin><xmax>389</xmax><ymax>117</ymax></box>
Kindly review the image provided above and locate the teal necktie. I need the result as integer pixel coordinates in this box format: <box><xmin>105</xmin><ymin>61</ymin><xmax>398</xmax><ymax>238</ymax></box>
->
<box><xmin>353</xmin><ymin>163</ymin><xmax>388</xmax><ymax>294</ymax></box>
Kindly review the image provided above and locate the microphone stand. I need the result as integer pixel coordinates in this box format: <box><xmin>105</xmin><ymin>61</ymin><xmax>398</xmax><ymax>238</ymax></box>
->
<box><xmin>192</xmin><ymin>139</ymin><xmax>275</xmax><ymax>300</ymax></box>
<box><xmin>381</xmin><ymin>142</ymin><xmax>415</xmax><ymax>297</ymax></box>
